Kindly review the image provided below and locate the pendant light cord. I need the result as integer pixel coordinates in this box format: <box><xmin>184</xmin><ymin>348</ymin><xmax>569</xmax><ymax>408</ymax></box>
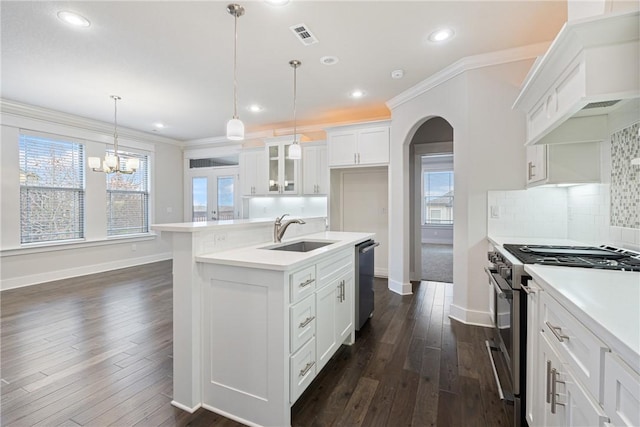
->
<box><xmin>293</xmin><ymin>64</ymin><xmax>297</xmax><ymax>144</ymax></box>
<box><xmin>233</xmin><ymin>11</ymin><xmax>238</xmax><ymax>119</ymax></box>
<box><xmin>113</xmin><ymin>96</ymin><xmax>119</xmax><ymax>153</ymax></box>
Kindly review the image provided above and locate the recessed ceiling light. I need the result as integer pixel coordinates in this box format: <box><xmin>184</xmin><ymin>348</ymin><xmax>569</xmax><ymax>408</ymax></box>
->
<box><xmin>391</xmin><ymin>69</ymin><xmax>404</xmax><ymax>79</ymax></box>
<box><xmin>265</xmin><ymin>0</ymin><xmax>290</xmax><ymax>6</ymax></box>
<box><xmin>428</xmin><ymin>27</ymin><xmax>454</xmax><ymax>43</ymax></box>
<box><xmin>154</xmin><ymin>122</ymin><xmax>165</xmax><ymax>129</ymax></box>
<box><xmin>350</xmin><ymin>90</ymin><xmax>365</xmax><ymax>99</ymax></box>
<box><xmin>320</xmin><ymin>56</ymin><xmax>339</xmax><ymax>66</ymax></box>
<box><xmin>57</xmin><ymin>11</ymin><xmax>91</xmax><ymax>28</ymax></box>
<box><xmin>248</xmin><ymin>104</ymin><xmax>263</xmax><ymax>113</ymax></box>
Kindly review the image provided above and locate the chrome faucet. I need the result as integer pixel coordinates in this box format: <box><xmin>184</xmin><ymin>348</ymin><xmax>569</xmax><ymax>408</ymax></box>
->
<box><xmin>273</xmin><ymin>214</ymin><xmax>306</xmax><ymax>243</ymax></box>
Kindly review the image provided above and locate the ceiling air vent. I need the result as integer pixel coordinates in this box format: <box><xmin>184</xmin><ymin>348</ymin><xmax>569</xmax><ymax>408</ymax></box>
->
<box><xmin>582</xmin><ymin>100</ymin><xmax>621</xmax><ymax>110</ymax></box>
<box><xmin>290</xmin><ymin>24</ymin><xmax>318</xmax><ymax>46</ymax></box>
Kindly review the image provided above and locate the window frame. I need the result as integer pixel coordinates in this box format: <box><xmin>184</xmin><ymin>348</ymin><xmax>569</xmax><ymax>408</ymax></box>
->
<box><xmin>421</xmin><ymin>168</ymin><xmax>454</xmax><ymax>226</ymax></box>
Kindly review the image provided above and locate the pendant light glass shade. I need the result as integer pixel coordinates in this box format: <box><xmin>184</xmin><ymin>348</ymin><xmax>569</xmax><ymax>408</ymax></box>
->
<box><xmin>226</xmin><ymin>118</ymin><xmax>245</xmax><ymax>141</ymax></box>
<box><xmin>226</xmin><ymin>4</ymin><xmax>245</xmax><ymax>141</ymax></box>
<box><xmin>288</xmin><ymin>59</ymin><xmax>302</xmax><ymax>160</ymax></box>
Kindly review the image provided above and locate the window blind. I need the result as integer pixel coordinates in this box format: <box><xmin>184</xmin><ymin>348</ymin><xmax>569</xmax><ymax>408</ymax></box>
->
<box><xmin>19</xmin><ymin>133</ymin><xmax>85</xmax><ymax>243</ymax></box>
<box><xmin>106</xmin><ymin>151</ymin><xmax>149</xmax><ymax>236</ymax></box>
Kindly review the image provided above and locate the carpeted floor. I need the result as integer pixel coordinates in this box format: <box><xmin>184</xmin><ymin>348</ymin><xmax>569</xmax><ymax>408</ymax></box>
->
<box><xmin>422</xmin><ymin>243</ymin><xmax>453</xmax><ymax>283</ymax></box>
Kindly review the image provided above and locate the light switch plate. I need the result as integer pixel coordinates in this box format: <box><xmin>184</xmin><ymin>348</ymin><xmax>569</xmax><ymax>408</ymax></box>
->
<box><xmin>490</xmin><ymin>205</ymin><xmax>500</xmax><ymax>219</ymax></box>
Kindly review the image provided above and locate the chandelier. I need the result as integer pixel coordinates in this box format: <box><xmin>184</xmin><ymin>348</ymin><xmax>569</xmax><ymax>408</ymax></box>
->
<box><xmin>88</xmin><ymin>95</ymin><xmax>139</xmax><ymax>174</ymax></box>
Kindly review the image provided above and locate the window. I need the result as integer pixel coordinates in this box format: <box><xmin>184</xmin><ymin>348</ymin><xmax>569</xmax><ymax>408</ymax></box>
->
<box><xmin>423</xmin><ymin>171</ymin><xmax>453</xmax><ymax>225</ymax></box>
<box><xmin>19</xmin><ymin>133</ymin><xmax>85</xmax><ymax>243</ymax></box>
<box><xmin>106</xmin><ymin>151</ymin><xmax>149</xmax><ymax>236</ymax></box>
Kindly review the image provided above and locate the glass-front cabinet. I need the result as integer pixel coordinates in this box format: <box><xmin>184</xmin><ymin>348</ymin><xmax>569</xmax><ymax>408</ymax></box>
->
<box><xmin>266</xmin><ymin>138</ymin><xmax>299</xmax><ymax>195</ymax></box>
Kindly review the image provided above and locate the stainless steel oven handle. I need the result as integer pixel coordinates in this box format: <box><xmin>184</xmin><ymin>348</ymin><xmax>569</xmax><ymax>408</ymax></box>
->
<box><xmin>485</xmin><ymin>340</ymin><xmax>505</xmax><ymax>401</ymax></box>
<box><xmin>484</xmin><ymin>267</ymin><xmax>513</xmax><ymax>299</ymax></box>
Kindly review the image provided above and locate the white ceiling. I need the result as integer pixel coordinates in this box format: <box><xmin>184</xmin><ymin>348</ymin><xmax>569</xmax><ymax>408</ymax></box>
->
<box><xmin>1</xmin><ymin>1</ymin><xmax>567</xmax><ymax>141</ymax></box>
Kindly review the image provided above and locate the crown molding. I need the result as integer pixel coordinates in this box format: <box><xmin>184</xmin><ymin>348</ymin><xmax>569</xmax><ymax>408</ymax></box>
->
<box><xmin>386</xmin><ymin>42</ymin><xmax>550</xmax><ymax>110</ymax></box>
<box><xmin>0</xmin><ymin>98</ymin><xmax>183</xmax><ymax>147</ymax></box>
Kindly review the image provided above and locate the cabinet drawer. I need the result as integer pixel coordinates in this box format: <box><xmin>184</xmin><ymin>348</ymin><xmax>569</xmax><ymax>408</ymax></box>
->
<box><xmin>603</xmin><ymin>352</ymin><xmax>640</xmax><ymax>427</ymax></box>
<box><xmin>290</xmin><ymin>336</ymin><xmax>316</xmax><ymax>404</ymax></box>
<box><xmin>317</xmin><ymin>249</ymin><xmax>353</xmax><ymax>286</ymax></box>
<box><xmin>290</xmin><ymin>294</ymin><xmax>315</xmax><ymax>353</ymax></box>
<box><xmin>290</xmin><ymin>265</ymin><xmax>316</xmax><ymax>303</ymax></box>
<box><xmin>540</xmin><ymin>292</ymin><xmax>609</xmax><ymax>402</ymax></box>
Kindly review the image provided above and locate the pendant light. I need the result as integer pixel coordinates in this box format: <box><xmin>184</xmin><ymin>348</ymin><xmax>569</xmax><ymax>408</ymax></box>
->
<box><xmin>88</xmin><ymin>95</ymin><xmax>139</xmax><ymax>174</ymax></box>
<box><xmin>226</xmin><ymin>4</ymin><xmax>245</xmax><ymax>141</ymax></box>
<box><xmin>288</xmin><ymin>59</ymin><xmax>302</xmax><ymax>160</ymax></box>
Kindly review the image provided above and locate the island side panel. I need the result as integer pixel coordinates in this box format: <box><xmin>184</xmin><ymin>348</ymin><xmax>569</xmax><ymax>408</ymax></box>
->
<box><xmin>171</xmin><ymin>231</ymin><xmax>202</xmax><ymax>412</ymax></box>
<box><xmin>200</xmin><ymin>263</ymin><xmax>290</xmax><ymax>427</ymax></box>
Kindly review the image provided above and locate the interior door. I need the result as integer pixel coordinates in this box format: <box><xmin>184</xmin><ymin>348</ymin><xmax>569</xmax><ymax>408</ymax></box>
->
<box><xmin>190</xmin><ymin>167</ymin><xmax>239</xmax><ymax>221</ymax></box>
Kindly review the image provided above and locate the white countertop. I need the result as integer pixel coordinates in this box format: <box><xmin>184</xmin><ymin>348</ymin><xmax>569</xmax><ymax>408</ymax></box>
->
<box><xmin>151</xmin><ymin>216</ymin><xmax>325</xmax><ymax>233</ymax></box>
<box><xmin>525</xmin><ymin>264</ymin><xmax>640</xmax><ymax>372</ymax></box>
<box><xmin>196</xmin><ymin>231</ymin><xmax>374</xmax><ymax>271</ymax></box>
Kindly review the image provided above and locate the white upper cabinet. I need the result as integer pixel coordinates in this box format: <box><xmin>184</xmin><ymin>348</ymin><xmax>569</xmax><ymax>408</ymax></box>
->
<box><xmin>240</xmin><ymin>148</ymin><xmax>267</xmax><ymax>196</ymax></box>
<box><xmin>326</xmin><ymin>121</ymin><xmax>390</xmax><ymax>167</ymax></box>
<box><xmin>513</xmin><ymin>11</ymin><xmax>639</xmax><ymax>146</ymax></box>
<box><xmin>265</xmin><ymin>136</ymin><xmax>300</xmax><ymax>195</ymax></box>
<box><xmin>302</xmin><ymin>143</ymin><xmax>328</xmax><ymax>195</ymax></box>
<box><xmin>526</xmin><ymin>142</ymin><xmax>600</xmax><ymax>187</ymax></box>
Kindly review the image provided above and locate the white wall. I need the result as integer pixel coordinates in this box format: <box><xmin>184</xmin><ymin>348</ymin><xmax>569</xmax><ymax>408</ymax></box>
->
<box><xmin>247</xmin><ymin>197</ymin><xmax>327</xmax><ymax>220</ymax></box>
<box><xmin>0</xmin><ymin>102</ymin><xmax>184</xmax><ymax>290</ymax></box>
<box><xmin>388</xmin><ymin>52</ymin><xmax>538</xmax><ymax>326</ymax></box>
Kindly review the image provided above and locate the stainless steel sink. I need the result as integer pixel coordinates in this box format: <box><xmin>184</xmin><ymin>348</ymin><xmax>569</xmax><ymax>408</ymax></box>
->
<box><xmin>263</xmin><ymin>240</ymin><xmax>335</xmax><ymax>252</ymax></box>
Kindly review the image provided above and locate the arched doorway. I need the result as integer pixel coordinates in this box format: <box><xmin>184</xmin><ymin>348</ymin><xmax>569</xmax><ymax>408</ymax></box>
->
<box><xmin>408</xmin><ymin>117</ymin><xmax>454</xmax><ymax>283</ymax></box>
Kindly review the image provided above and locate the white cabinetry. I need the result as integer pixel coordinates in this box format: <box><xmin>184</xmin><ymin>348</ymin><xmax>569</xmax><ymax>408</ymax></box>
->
<box><xmin>527</xmin><ymin>275</ymin><xmax>639</xmax><ymax>427</ymax></box>
<box><xmin>240</xmin><ymin>148</ymin><xmax>267</xmax><ymax>196</ymax></box>
<box><xmin>302</xmin><ymin>144</ymin><xmax>328</xmax><ymax>195</ymax></box>
<box><xmin>526</xmin><ymin>142</ymin><xmax>600</xmax><ymax>187</ymax></box>
<box><xmin>513</xmin><ymin>11</ymin><xmax>639</xmax><ymax>146</ymax></box>
<box><xmin>327</xmin><ymin>121</ymin><xmax>390</xmax><ymax>167</ymax></box>
<box><xmin>265</xmin><ymin>137</ymin><xmax>300</xmax><ymax>194</ymax></box>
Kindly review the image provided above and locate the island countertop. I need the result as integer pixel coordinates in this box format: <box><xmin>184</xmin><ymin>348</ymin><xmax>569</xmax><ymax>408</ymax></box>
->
<box><xmin>195</xmin><ymin>231</ymin><xmax>374</xmax><ymax>271</ymax></box>
<box><xmin>151</xmin><ymin>216</ymin><xmax>325</xmax><ymax>233</ymax></box>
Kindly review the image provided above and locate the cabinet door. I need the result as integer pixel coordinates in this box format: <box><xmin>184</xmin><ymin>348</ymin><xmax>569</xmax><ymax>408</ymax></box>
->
<box><xmin>240</xmin><ymin>151</ymin><xmax>256</xmax><ymax>196</ymax></box>
<box><xmin>328</xmin><ymin>131</ymin><xmax>357</xmax><ymax>166</ymax></box>
<box><xmin>357</xmin><ymin>126</ymin><xmax>389</xmax><ymax>165</ymax></box>
<box><xmin>603</xmin><ymin>353</ymin><xmax>640</xmax><ymax>427</ymax></box>
<box><xmin>303</xmin><ymin>145</ymin><xmax>328</xmax><ymax>195</ymax></box>
<box><xmin>538</xmin><ymin>332</ymin><xmax>567</xmax><ymax>427</ymax></box>
<box><xmin>315</xmin><ymin>282</ymin><xmax>337</xmax><ymax>373</ymax></box>
<box><xmin>525</xmin><ymin>280</ymin><xmax>543</xmax><ymax>426</ymax></box>
<box><xmin>268</xmin><ymin>144</ymin><xmax>281</xmax><ymax>193</ymax></box>
<box><xmin>526</xmin><ymin>145</ymin><xmax>547</xmax><ymax>185</ymax></box>
<box><xmin>336</xmin><ymin>275</ymin><xmax>353</xmax><ymax>343</ymax></box>
<box><xmin>282</xmin><ymin>142</ymin><xmax>298</xmax><ymax>194</ymax></box>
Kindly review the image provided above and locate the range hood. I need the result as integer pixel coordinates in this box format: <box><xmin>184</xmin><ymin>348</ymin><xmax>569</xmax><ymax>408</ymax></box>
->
<box><xmin>513</xmin><ymin>10</ymin><xmax>639</xmax><ymax>145</ymax></box>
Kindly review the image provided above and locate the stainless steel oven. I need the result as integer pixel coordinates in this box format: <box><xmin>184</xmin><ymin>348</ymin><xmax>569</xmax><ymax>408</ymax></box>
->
<box><xmin>486</xmin><ymin>248</ymin><xmax>526</xmax><ymax>427</ymax></box>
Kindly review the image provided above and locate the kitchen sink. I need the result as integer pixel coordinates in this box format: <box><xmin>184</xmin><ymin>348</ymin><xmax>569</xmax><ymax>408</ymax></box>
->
<box><xmin>263</xmin><ymin>240</ymin><xmax>336</xmax><ymax>252</ymax></box>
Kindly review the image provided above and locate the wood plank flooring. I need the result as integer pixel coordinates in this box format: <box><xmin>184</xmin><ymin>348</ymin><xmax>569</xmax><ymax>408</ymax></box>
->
<box><xmin>1</xmin><ymin>261</ymin><xmax>513</xmax><ymax>426</ymax></box>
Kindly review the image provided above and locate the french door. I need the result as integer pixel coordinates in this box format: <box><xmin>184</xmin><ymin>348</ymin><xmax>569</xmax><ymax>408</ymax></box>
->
<box><xmin>189</xmin><ymin>167</ymin><xmax>239</xmax><ymax>222</ymax></box>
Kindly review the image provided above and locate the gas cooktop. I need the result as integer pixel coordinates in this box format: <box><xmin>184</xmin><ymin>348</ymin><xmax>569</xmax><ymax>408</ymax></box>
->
<box><xmin>502</xmin><ymin>244</ymin><xmax>640</xmax><ymax>272</ymax></box>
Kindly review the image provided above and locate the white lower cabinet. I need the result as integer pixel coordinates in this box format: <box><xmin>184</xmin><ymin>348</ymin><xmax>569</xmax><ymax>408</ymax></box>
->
<box><xmin>290</xmin><ymin>336</ymin><xmax>316</xmax><ymax>403</ymax></box>
<box><xmin>528</xmin><ymin>277</ymin><xmax>638</xmax><ymax>427</ymax></box>
<box><xmin>316</xmin><ymin>271</ymin><xmax>353</xmax><ymax>373</ymax></box>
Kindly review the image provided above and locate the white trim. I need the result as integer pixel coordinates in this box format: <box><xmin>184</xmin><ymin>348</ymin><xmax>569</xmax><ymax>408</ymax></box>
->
<box><xmin>386</xmin><ymin>42</ymin><xmax>549</xmax><ymax>110</ymax></box>
<box><xmin>374</xmin><ymin>268</ymin><xmax>388</xmax><ymax>278</ymax></box>
<box><xmin>1</xmin><ymin>98</ymin><xmax>181</xmax><ymax>148</ymax></box>
<box><xmin>388</xmin><ymin>277</ymin><xmax>412</xmax><ymax>295</ymax></box>
<box><xmin>0</xmin><ymin>252</ymin><xmax>171</xmax><ymax>291</ymax></box>
<box><xmin>1</xmin><ymin>234</ymin><xmax>157</xmax><ymax>257</ymax></box>
<box><xmin>448</xmin><ymin>304</ymin><xmax>493</xmax><ymax>327</ymax></box>
<box><xmin>171</xmin><ymin>400</ymin><xmax>202</xmax><ymax>414</ymax></box>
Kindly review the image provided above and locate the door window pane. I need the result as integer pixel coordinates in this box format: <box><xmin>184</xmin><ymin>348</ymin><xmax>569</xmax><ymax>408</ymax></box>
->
<box><xmin>192</xmin><ymin>177</ymin><xmax>208</xmax><ymax>222</ymax></box>
<box><xmin>217</xmin><ymin>176</ymin><xmax>234</xmax><ymax>220</ymax></box>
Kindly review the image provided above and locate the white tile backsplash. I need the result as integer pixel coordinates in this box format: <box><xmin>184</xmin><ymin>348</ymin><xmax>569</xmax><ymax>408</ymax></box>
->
<box><xmin>488</xmin><ymin>188</ymin><xmax>568</xmax><ymax>238</ymax></box>
<box><xmin>247</xmin><ymin>197</ymin><xmax>327</xmax><ymax>219</ymax></box>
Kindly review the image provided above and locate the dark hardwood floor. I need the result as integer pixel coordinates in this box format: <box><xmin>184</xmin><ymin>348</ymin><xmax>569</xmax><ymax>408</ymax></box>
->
<box><xmin>1</xmin><ymin>261</ymin><xmax>513</xmax><ymax>426</ymax></box>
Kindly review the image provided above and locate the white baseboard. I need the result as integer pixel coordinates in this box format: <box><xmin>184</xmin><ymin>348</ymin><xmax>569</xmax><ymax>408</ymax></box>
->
<box><xmin>449</xmin><ymin>303</ymin><xmax>493</xmax><ymax>327</ymax></box>
<box><xmin>201</xmin><ymin>403</ymin><xmax>264</xmax><ymax>427</ymax></box>
<box><xmin>374</xmin><ymin>267</ymin><xmax>388</xmax><ymax>278</ymax></box>
<box><xmin>171</xmin><ymin>400</ymin><xmax>201</xmax><ymax>414</ymax></box>
<box><xmin>0</xmin><ymin>252</ymin><xmax>172</xmax><ymax>291</ymax></box>
<box><xmin>388</xmin><ymin>277</ymin><xmax>412</xmax><ymax>295</ymax></box>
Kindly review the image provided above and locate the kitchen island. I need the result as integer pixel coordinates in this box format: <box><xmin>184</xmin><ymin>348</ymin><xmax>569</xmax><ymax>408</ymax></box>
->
<box><xmin>195</xmin><ymin>231</ymin><xmax>373</xmax><ymax>427</ymax></box>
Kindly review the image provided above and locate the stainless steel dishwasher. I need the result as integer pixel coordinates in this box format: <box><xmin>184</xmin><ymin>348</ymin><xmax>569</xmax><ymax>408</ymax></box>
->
<box><xmin>355</xmin><ymin>240</ymin><xmax>379</xmax><ymax>331</ymax></box>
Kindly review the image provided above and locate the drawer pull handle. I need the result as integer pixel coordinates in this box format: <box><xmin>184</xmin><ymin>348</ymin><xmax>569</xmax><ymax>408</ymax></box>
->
<box><xmin>546</xmin><ymin>360</ymin><xmax>552</xmax><ymax>403</ymax></box>
<box><xmin>299</xmin><ymin>361</ymin><xmax>315</xmax><ymax>377</ymax></box>
<box><xmin>299</xmin><ymin>278</ymin><xmax>315</xmax><ymax>288</ymax></box>
<box><xmin>545</xmin><ymin>321</ymin><xmax>569</xmax><ymax>342</ymax></box>
<box><xmin>521</xmin><ymin>284</ymin><xmax>536</xmax><ymax>295</ymax></box>
<box><xmin>550</xmin><ymin>368</ymin><xmax>566</xmax><ymax>414</ymax></box>
<box><xmin>299</xmin><ymin>316</ymin><xmax>315</xmax><ymax>328</ymax></box>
